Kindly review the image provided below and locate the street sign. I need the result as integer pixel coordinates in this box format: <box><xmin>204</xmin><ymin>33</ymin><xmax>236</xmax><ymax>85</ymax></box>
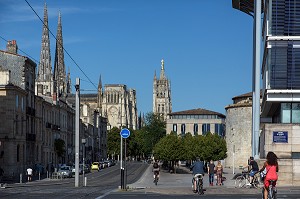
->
<box><xmin>120</xmin><ymin>128</ymin><xmax>130</xmax><ymax>139</ymax></box>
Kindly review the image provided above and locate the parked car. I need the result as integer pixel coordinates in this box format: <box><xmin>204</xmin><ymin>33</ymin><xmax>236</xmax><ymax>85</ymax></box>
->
<box><xmin>91</xmin><ymin>162</ymin><xmax>100</xmax><ymax>171</ymax></box>
<box><xmin>82</xmin><ymin>164</ymin><xmax>90</xmax><ymax>173</ymax></box>
<box><xmin>104</xmin><ymin>160</ymin><xmax>111</xmax><ymax>167</ymax></box>
<box><xmin>71</xmin><ymin>165</ymin><xmax>83</xmax><ymax>176</ymax></box>
<box><xmin>58</xmin><ymin>166</ymin><xmax>72</xmax><ymax>178</ymax></box>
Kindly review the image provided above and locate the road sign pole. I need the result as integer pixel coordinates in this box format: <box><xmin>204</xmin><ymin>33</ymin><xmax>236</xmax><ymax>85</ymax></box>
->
<box><xmin>120</xmin><ymin>128</ymin><xmax>130</xmax><ymax>190</ymax></box>
<box><xmin>120</xmin><ymin>136</ymin><xmax>123</xmax><ymax>189</ymax></box>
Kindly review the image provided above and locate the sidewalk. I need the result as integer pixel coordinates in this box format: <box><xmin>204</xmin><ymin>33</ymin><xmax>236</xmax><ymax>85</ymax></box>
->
<box><xmin>127</xmin><ymin>165</ymin><xmax>300</xmax><ymax>195</ymax></box>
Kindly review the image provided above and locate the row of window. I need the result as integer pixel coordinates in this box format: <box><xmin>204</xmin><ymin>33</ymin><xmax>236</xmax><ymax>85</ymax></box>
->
<box><xmin>172</xmin><ymin>123</ymin><xmax>225</xmax><ymax>137</ymax></box>
<box><xmin>171</xmin><ymin>114</ymin><xmax>223</xmax><ymax>120</ymax></box>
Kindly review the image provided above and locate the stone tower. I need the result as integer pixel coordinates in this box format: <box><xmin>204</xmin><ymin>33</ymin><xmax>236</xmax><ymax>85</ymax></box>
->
<box><xmin>36</xmin><ymin>3</ymin><xmax>53</xmax><ymax>96</ymax></box>
<box><xmin>53</xmin><ymin>11</ymin><xmax>68</xmax><ymax>98</ymax></box>
<box><xmin>97</xmin><ymin>75</ymin><xmax>103</xmax><ymax>114</ymax></box>
<box><xmin>153</xmin><ymin>59</ymin><xmax>172</xmax><ymax>120</ymax></box>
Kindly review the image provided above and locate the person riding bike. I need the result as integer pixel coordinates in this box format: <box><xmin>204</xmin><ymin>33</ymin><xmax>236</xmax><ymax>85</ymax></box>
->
<box><xmin>248</xmin><ymin>156</ymin><xmax>259</xmax><ymax>187</ymax></box>
<box><xmin>260</xmin><ymin>151</ymin><xmax>279</xmax><ymax>199</ymax></box>
<box><xmin>190</xmin><ymin>157</ymin><xmax>205</xmax><ymax>193</ymax></box>
<box><xmin>152</xmin><ymin>160</ymin><xmax>160</xmax><ymax>182</ymax></box>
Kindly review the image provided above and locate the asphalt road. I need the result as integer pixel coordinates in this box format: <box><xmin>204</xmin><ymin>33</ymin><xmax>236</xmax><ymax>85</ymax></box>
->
<box><xmin>0</xmin><ymin>161</ymin><xmax>148</xmax><ymax>199</ymax></box>
<box><xmin>103</xmin><ymin>192</ymin><xmax>300</xmax><ymax>199</ymax></box>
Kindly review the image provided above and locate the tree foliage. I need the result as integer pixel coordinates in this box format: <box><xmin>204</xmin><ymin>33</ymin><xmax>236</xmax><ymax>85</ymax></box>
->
<box><xmin>153</xmin><ymin>132</ymin><xmax>227</xmax><ymax>162</ymax></box>
<box><xmin>153</xmin><ymin>133</ymin><xmax>183</xmax><ymax>161</ymax></box>
<box><xmin>54</xmin><ymin>138</ymin><xmax>65</xmax><ymax>157</ymax></box>
<box><xmin>142</xmin><ymin>112</ymin><xmax>166</xmax><ymax>156</ymax></box>
<box><xmin>107</xmin><ymin>127</ymin><xmax>121</xmax><ymax>156</ymax></box>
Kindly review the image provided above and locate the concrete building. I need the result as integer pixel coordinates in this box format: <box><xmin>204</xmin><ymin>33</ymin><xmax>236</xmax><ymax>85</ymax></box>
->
<box><xmin>166</xmin><ymin>108</ymin><xmax>225</xmax><ymax>137</ymax></box>
<box><xmin>153</xmin><ymin>59</ymin><xmax>172</xmax><ymax>120</ymax></box>
<box><xmin>260</xmin><ymin>0</ymin><xmax>300</xmax><ymax>186</ymax></box>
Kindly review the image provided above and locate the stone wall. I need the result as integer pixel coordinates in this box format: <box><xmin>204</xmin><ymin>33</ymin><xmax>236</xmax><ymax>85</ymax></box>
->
<box><xmin>225</xmin><ymin>103</ymin><xmax>252</xmax><ymax>169</ymax></box>
<box><xmin>261</xmin><ymin>123</ymin><xmax>300</xmax><ymax>186</ymax></box>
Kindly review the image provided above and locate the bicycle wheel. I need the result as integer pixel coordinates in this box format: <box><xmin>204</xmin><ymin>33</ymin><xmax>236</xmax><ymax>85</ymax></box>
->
<box><xmin>154</xmin><ymin>175</ymin><xmax>158</xmax><ymax>186</ymax></box>
<box><xmin>268</xmin><ymin>185</ymin><xmax>274</xmax><ymax>199</ymax></box>
<box><xmin>253</xmin><ymin>175</ymin><xmax>260</xmax><ymax>188</ymax></box>
<box><xmin>197</xmin><ymin>180</ymin><xmax>200</xmax><ymax>194</ymax></box>
<box><xmin>198</xmin><ymin>179</ymin><xmax>204</xmax><ymax>195</ymax></box>
<box><xmin>235</xmin><ymin>176</ymin><xmax>246</xmax><ymax>188</ymax></box>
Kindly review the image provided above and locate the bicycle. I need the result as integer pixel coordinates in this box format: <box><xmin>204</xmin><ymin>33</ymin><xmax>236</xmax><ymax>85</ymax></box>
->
<box><xmin>262</xmin><ymin>180</ymin><xmax>277</xmax><ymax>199</ymax></box>
<box><xmin>192</xmin><ymin>174</ymin><xmax>204</xmax><ymax>195</ymax></box>
<box><xmin>153</xmin><ymin>171</ymin><xmax>159</xmax><ymax>186</ymax></box>
<box><xmin>235</xmin><ymin>170</ymin><xmax>260</xmax><ymax>188</ymax></box>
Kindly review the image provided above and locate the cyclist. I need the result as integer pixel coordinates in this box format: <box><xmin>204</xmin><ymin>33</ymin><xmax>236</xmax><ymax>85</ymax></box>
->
<box><xmin>190</xmin><ymin>157</ymin><xmax>205</xmax><ymax>193</ymax></box>
<box><xmin>260</xmin><ymin>151</ymin><xmax>279</xmax><ymax>199</ymax></box>
<box><xmin>248</xmin><ymin>156</ymin><xmax>259</xmax><ymax>187</ymax></box>
<box><xmin>152</xmin><ymin>160</ymin><xmax>160</xmax><ymax>182</ymax></box>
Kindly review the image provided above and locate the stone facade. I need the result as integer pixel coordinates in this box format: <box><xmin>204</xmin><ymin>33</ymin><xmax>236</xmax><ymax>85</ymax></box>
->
<box><xmin>166</xmin><ymin>108</ymin><xmax>225</xmax><ymax>136</ymax></box>
<box><xmin>67</xmin><ymin>82</ymin><xmax>138</xmax><ymax>131</ymax></box>
<box><xmin>260</xmin><ymin>123</ymin><xmax>300</xmax><ymax>186</ymax></box>
<box><xmin>225</xmin><ymin>92</ymin><xmax>253</xmax><ymax>168</ymax></box>
<box><xmin>153</xmin><ymin>59</ymin><xmax>172</xmax><ymax>120</ymax></box>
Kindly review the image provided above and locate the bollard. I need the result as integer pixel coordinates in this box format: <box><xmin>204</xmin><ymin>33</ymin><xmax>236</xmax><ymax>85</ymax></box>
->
<box><xmin>20</xmin><ymin>173</ymin><xmax>22</xmax><ymax>183</ymax></box>
<box><xmin>47</xmin><ymin>171</ymin><xmax>49</xmax><ymax>179</ymax></box>
<box><xmin>84</xmin><ymin>177</ymin><xmax>87</xmax><ymax>187</ymax></box>
<box><xmin>39</xmin><ymin>172</ymin><xmax>41</xmax><ymax>180</ymax></box>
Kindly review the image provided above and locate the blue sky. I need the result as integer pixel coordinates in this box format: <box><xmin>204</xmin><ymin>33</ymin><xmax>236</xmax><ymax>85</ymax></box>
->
<box><xmin>0</xmin><ymin>0</ymin><xmax>253</xmax><ymax>115</ymax></box>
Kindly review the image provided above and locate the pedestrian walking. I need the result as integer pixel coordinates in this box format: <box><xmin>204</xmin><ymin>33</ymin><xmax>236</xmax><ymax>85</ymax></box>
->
<box><xmin>215</xmin><ymin>161</ymin><xmax>223</xmax><ymax>186</ymax></box>
<box><xmin>207</xmin><ymin>160</ymin><xmax>215</xmax><ymax>186</ymax></box>
<box><xmin>27</xmin><ymin>167</ymin><xmax>33</xmax><ymax>182</ymax></box>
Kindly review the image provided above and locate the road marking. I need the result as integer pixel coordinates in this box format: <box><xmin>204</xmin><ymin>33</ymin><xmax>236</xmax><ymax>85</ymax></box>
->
<box><xmin>94</xmin><ymin>189</ymin><xmax>115</xmax><ymax>199</ymax></box>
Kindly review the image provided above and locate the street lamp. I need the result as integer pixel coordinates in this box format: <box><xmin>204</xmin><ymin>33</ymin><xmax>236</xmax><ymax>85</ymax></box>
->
<box><xmin>82</xmin><ymin>138</ymin><xmax>86</xmax><ymax>186</ymax></box>
<box><xmin>232</xmin><ymin>0</ymin><xmax>263</xmax><ymax>159</ymax></box>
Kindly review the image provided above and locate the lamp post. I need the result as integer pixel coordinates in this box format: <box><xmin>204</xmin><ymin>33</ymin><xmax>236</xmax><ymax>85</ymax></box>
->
<box><xmin>82</xmin><ymin>138</ymin><xmax>86</xmax><ymax>186</ymax></box>
<box><xmin>232</xmin><ymin>0</ymin><xmax>262</xmax><ymax>159</ymax></box>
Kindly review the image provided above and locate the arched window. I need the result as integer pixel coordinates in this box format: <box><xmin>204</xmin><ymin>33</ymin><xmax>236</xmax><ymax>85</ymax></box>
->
<box><xmin>181</xmin><ymin>124</ymin><xmax>186</xmax><ymax>137</ymax></box>
<box><xmin>194</xmin><ymin>124</ymin><xmax>198</xmax><ymax>135</ymax></box>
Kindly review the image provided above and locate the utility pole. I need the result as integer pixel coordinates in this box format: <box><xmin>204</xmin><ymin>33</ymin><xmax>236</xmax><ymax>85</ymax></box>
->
<box><xmin>75</xmin><ymin>78</ymin><xmax>80</xmax><ymax>187</ymax></box>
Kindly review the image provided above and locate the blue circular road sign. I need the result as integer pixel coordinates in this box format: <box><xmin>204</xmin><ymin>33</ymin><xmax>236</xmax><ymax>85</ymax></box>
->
<box><xmin>120</xmin><ymin>128</ymin><xmax>130</xmax><ymax>139</ymax></box>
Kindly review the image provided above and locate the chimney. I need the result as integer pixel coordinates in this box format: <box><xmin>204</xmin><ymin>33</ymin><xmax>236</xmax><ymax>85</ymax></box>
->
<box><xmin>6</xmin><ymin>40</ymin><xmax>18</xmax><ymax>54</ymax></box>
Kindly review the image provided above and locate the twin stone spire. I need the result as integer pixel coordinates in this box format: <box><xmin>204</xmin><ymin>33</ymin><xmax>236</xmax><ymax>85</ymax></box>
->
<box><xmin>36</xmin><ymin>3</ymin><xmax>71</xmax><ymax>99</ymax></box>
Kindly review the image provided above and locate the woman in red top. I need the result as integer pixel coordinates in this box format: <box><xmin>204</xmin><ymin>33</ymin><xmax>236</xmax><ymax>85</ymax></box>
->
<box><xmin>261</xmin><ymin>151</ymin><xmax>279</xmax><ymax>199</ymax></box>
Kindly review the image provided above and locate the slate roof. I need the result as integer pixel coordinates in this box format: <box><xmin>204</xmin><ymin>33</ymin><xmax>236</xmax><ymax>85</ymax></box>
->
<box><xmin>169</xmin><ymin>108</ymin><xmax>225</xmax><ymax>118</ymax></box>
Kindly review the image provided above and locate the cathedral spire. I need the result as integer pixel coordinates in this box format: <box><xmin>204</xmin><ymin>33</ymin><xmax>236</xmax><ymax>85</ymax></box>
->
<box><xmin>97</xmin><ymin>74</ymin><xmax>103</xmax><ymax>113</ymax></box>
<box><xmin>36</xmin><ymin>3</ymin><xmax>53</xmax><ymax>96</ymax></box>
<box><xmin>159</xmin><ymin>59</ymin><xmax>165</xmax><ymax>79</ymax></box>
<box><xmin>53</xmin><ymin>11</ymin><xmax>67</xmax><ymax>97</ymax></box>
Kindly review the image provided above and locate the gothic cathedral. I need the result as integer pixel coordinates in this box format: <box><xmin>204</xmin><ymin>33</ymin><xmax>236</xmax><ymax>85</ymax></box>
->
<box><xmin>153</xmin><ymin>59</ymin><xmax>172</xmax><ymax>120</ymax></box>
<box><xmin>35</xmin><ymin>3</ymin><xmax>71</xmax><ymax>100</ymax></box>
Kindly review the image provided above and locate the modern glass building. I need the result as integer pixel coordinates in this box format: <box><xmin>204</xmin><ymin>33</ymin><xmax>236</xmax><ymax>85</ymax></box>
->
<box><xmin>260</xmin><ymin>0</ymin><xmax>300</xmax><ymax>186</ymax></box>
<box><xmin>261</xmin><ymin>0</ymin><xmax>300</xmax><ymax>122</ymax></box>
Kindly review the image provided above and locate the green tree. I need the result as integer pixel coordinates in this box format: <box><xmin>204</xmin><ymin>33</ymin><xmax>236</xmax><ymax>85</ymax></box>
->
<box><xmin>54</xmin><ymin>138</ymin><xmax>66</xmax><ymax>158</ymax></box>
<box><xmin>202</xmin><ymin>132</ymin><xmax>227</xmax><ymax>161</ymax></box>
<box><xmin>107</xmin><ymin>127</ymin><xmax>121</xmax><ymax>157</ymax></box>
<box><xmin>182</xmin><ymin>133</ymin><xmax>196</xmax><ymax>160</ymax></box>
<box><xmin>153</xmin><ymin>133</ymin><xmax>183</xmax><ymax>173</ymax></box>
<box><xmin>127</xmin><ymin>129</ymin><xmax>144</xmax><ymax>160</ymax></box>
<box><xmin>142</xmin><ymin>112</ymin><xmax>166</xmax><ymax>156</ymax></box>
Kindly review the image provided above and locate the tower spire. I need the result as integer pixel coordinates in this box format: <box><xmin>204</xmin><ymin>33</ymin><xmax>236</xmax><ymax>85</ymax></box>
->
<box><xmin>159</xmin><ymin>59</ymin><xmax>165</xmax><ymax>79</ymax></box>
<box><xmin>36</xmin><ymin>3</ymin><xmax>53</xmax><ymax>96</ymax></box>
<box><xmin>53</xmin><ymin>11</ymin><xmax>66</xmax><ymax>97</ymax></box>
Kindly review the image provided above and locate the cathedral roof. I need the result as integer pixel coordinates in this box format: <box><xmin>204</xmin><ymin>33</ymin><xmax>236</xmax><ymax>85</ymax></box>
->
<box><xmin>169</xmin><ymin>108</ymin><xmax>225</xmax><ymax>118</ymax></box>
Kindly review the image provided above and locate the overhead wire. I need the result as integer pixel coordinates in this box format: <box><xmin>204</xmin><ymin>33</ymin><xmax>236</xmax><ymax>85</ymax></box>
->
<box><xmin>24</xmin><ymin>0</ymin><xmax>97</xmax><ymax>90</ymax></box>
<box><xmin>0</xmin><ymin>35</ymin><xmax>40</xmax><ymax>64</ymax></box>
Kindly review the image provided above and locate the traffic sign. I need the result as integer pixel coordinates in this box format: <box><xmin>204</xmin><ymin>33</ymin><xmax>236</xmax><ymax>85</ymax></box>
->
<box><xmin>120</xmin><ymin>128</ymin><xmax>130</xmax><ymax>139</ymax></box>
